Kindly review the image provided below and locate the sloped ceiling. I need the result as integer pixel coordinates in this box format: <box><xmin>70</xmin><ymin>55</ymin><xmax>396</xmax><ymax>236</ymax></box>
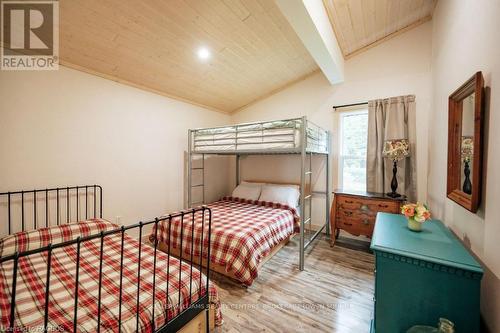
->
<box><xmin>60</xmin><ymin>0</ymin><xmax>318</xmax><ymax>113</ymax></box>
<box><xmin>60</xmin><ymin>1</ymin><xmax>437</xmax><ymax>113</ymax></box>
<box><xmin>323</xmin><ymin>0</ymin><xmax>437</xmax><ymax>58</ymax></box>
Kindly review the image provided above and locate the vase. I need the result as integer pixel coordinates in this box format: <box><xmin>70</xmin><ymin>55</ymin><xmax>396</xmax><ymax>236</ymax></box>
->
<box><xmin>407</xmin><ymin>217</ymin><xmax>422</xmax><ymax>232</ymax></box>
<box><xmin>463</xmin><ymin>160</ymin><xmax>472</xmax><ymax>194</ymax></box>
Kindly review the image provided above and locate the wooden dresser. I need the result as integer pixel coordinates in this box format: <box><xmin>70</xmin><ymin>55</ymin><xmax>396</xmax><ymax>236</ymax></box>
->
<box><xmin>330</xmin><ymin>190</ymin><xmax>405</xmax><ymax>245</ymax></box>
<box><xmin>370</xmin><ymin>213</ymin><xmax>483</xmax><ymax>333</ymax></box>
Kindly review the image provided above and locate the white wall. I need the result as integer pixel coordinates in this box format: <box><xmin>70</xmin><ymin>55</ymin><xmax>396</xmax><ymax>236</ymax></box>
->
<box><xmin>231</xmin><ymin>22</ymin><xmax>433</xmax><ymax>226</ymax></box>
<box><xmin>428</xmin><ymin>1</ymin><xmax>500</xmax><ymax>331</ymax></box>
<box><xmin>0</xmin><ymin>66</ymin><xmax>231</xmax><ymax>234</ymax></box>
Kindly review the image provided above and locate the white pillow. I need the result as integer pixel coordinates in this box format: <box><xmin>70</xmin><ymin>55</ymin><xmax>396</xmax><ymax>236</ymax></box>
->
<box><xmin>232</xmin><ymin>183</ymin><xmax>262</xmax><ymax>200</ymax></box>
<box><xmin>259</xmin><ymin>185</ymin><xmax>300</xmax><ymax>208</ymax></box>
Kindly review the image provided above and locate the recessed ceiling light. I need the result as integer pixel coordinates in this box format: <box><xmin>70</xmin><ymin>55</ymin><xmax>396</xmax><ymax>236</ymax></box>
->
<box><xmin>197</xmin><ymin>47</ymin><xmax>211</xmax><ymax>61</ymax></box>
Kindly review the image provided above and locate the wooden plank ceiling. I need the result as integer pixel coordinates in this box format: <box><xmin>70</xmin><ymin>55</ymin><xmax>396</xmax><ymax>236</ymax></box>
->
<box><xmin>61</xmin><ymin>1</ymin><xmax>437</xmax><ymax>113</ymax></box>
<box><xmin>323</xmin><ymin>0</ymin><xmax>437</xmax><ymax>58</ymax></box>
<box><xmin>59</xmin><ymin>0</ymin><xmax>318</xmax><ymax>113</ymax></box>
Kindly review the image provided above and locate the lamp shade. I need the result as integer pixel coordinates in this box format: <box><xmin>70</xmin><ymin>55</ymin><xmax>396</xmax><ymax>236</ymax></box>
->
<box><xmin>461</xmin><ymin>136</ymin><xmax>474</xmax><ymax>162</ymax></box>
<box><xmin>382</xmin><ymin>139</ymin><xmax>410</xmax><ymax>161</ymax></box>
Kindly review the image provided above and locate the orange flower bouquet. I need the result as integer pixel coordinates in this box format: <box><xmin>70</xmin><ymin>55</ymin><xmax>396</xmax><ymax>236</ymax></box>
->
<box><xmin>401</xmin><ymin>203</ymin><xmax>431</xmax><ymax>232</ymax></box>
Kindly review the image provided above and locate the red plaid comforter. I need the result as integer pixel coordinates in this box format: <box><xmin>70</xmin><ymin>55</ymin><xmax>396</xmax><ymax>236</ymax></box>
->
<box><xmin>0</xmin><ymin>219</ymin><xmax>222</xmax><ymax>332</ymax></box>
<box><xmin>150</xmin><ymin>197</ymin><xmax>300</xmax><ymax>286</ymax></box>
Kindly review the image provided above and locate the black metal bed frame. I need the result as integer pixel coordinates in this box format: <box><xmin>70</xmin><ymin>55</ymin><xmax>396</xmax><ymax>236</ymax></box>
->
<box><xmin>1</xmin><ymin>185</ymin><xmax>103</xmax><ymax>235</ymax></box>
<box><xmin>0</xmin><ymin>185</ymin><xmax>212</xmax><ymax>333</ymax></box>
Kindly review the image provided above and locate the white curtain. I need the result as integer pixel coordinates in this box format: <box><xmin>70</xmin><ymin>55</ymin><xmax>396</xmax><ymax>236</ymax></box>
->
<box><xmin>366</xmin><ymin>95</ymin><xmax>417</xmax><ymax>201</ymax></box>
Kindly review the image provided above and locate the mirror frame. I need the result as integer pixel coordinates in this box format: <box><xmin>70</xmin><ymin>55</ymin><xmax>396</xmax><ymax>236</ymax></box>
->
<box><xmin>447</xmin><ymin>71</ymin><xmax>484</xmax><ymax>213</ymax></box>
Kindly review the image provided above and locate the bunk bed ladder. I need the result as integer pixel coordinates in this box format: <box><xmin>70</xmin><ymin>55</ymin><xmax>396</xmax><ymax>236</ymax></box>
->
<box><xmin>187</xmin><ymin>129</ymin><xmax>205</xmax><ymax>208</ymax></box>
<box><xmin>190</xmin><ymin>154</ymin><xmax>205</xmax><ymax>207</ymax></box>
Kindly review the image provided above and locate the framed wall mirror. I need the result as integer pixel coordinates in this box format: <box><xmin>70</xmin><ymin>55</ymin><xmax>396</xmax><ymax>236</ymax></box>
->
<box><xmin>447</xmin><ymin>71</ymin><xmax>484</xmax><ymax>213</ymax></box>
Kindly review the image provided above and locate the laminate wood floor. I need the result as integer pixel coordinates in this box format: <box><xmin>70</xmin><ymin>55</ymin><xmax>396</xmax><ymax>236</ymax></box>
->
<box><xmin>211</xmin><ymin>235</ymin><xmax>375</xmax><ymax>333</ymax></box>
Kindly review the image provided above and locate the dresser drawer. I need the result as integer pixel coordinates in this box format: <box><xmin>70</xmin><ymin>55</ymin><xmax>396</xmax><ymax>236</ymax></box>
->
<box><xmin>367</xmin><ymin>200</ymin><xmax>400</xmax><ymax>213</ymax></box>
<box><xmin>337</xmin><ymin>208</ymin><xmax>377</xmax><ymax>221</ymax></box>
<box><xmin>338</xmin><ymin>196</ymin><xmax>400</xmax><ymax>213</ymax></box>
<box><xmin>337</xmin><ymin>196</ymin><xmax>364</xmax><ymax>209</ymax></box>
<box><xmin>337</xmin><ymin>216</ymin><xmax>375</xmax><ymax>236</ymax></box>
<box><xmin>336</xmin><ymin>208</ymin><xmax>356</xmax><ymax>218</ymax></box>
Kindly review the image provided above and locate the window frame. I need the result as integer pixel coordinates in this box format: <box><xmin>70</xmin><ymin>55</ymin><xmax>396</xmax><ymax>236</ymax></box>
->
<box><xmin>338</xmin><ymin>108</ymin><xmax>369</xmax><ymax>191</ymax></box>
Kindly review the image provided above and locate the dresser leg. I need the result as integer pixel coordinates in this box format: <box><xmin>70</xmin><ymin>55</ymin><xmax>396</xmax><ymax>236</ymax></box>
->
<box><xmin>330</xmin><ymin>228</ymin><xmax>340</xmax><ymax>247</ymax></box>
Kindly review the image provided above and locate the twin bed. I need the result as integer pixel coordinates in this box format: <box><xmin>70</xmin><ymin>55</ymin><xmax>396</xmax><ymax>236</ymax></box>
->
<box><xmin>0</xmin><ymin>187</ymin><xmax>221</xmax><ymax>333</ymax></box>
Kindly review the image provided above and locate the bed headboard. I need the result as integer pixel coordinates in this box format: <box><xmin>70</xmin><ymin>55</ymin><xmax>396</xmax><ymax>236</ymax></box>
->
<box><xmin>243</xmin><ymin>180</ymin><xmax>311</xmax><ymax>194</ymax></box>
<box><xmin>0</xmin><ymin>185</ymin><xmax>103</xmax><ymax>236</ymax></box>
<box><xmin>243</xmin><ymin>179</ymin><xmax>298</xmax><ymax>186</ymax></box>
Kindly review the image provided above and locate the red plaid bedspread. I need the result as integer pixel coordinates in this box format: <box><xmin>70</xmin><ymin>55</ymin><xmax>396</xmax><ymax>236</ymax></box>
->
<box><xmin>150</xmin><ymin>197</ymin><xmax>300</xmax><ymax>286</ymax></box>
<box><xmin>0</xmin><ymin>219</ymin><xmax>222</xmax><ymax>332</ymax></box>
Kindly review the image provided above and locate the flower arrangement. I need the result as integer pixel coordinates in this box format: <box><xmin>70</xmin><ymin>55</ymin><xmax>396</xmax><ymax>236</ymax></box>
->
<box><xmin>401</xmin><ymin>203</ymin><xmax>431</xmax><ymax>232</ymax></box>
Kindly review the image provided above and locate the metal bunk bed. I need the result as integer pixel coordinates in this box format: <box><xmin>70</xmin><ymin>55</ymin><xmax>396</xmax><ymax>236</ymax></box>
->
<box><xmin>187</xmin><ymin>116</ymin><xmax>330</xmax><ymax>271</ymax></box>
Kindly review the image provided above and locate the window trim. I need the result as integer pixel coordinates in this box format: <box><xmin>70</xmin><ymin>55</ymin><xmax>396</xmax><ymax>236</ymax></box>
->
<box><xmin>338</xmin><ymin>109</ymin><xmax>369</xmax><ymax>191</ymax></box>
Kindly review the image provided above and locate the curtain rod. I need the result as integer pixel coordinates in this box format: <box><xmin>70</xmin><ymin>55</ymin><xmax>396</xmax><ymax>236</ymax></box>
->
<box><xmin>332</xmin><ymin>101</ymin><xmax>368</xmax><ymax>111</ymax></box>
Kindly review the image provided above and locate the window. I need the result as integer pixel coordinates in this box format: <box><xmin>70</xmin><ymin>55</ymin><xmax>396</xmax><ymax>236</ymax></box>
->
<box><xmin>338</xmin><ymin>110</ymin><xmax>368</xmax><ymax>192</ymax></box>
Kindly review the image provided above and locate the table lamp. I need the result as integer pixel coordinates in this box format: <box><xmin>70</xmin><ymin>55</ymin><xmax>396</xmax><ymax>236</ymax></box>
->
<box><xmin>382</xmin><ymin>139</ymin><xmax>411</xmax><ymax>198</ymax></box>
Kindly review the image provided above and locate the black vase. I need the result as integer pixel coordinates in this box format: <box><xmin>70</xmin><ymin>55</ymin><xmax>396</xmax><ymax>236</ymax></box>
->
<box><xmin>463</xmin><ymin>160</ymin><xmax>472</xmax><ymax>195</ymax></box>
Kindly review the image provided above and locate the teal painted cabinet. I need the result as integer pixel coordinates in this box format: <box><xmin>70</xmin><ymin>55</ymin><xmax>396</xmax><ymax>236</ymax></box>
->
<box><xmin>370</xmin><ymin>213</ymin><xmax>483</xmax><ymax>333</ymax></box>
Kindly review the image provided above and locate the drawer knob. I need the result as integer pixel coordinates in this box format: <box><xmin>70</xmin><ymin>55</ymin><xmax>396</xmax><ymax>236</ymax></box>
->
<box><xmin>344</xmin><ymin>211</ymin><xmax>353</xmax><ymax>216</ymax></box>
<box><xmin>363</xmin><ymin>219</ymin><xmax>369</xmax><ymax>225</ymax></box>
<box><xmin>360</xmin><ymin>204</ymin><xmax>370</xmax><ymax>212</ymax></box>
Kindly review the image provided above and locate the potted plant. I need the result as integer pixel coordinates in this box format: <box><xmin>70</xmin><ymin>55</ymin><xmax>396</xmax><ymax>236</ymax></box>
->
<box><xmin>401</xmin><ymin>203</ymin><xmax>431</xmax><ymax>232</ymax></box>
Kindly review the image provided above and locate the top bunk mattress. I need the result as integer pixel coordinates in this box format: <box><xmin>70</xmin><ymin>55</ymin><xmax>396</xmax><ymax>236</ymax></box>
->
<box><xmin>191</xmin><ymin>118</ymin><xmax>328</xmax><ymax>154</ymax></box>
